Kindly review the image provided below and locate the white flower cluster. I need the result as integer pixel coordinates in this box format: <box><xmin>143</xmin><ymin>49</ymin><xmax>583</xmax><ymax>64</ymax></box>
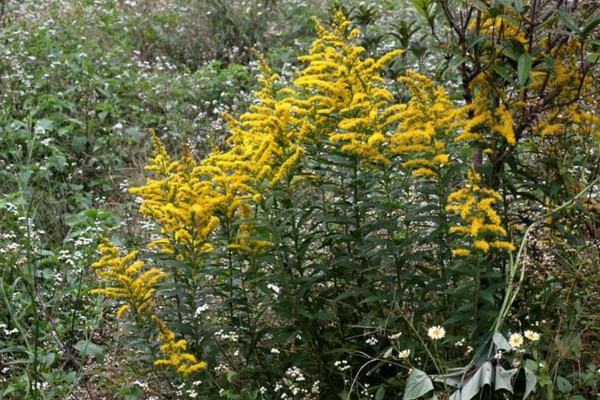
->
<box><xmin>334</xmin><ymin>359</ymin><xmax>350</xmax><ymax>372</ymax></box>
<box><xmin>215</xmin><ymin>329</ymin><xmax>239</xmax><ymax>342</ymax></box>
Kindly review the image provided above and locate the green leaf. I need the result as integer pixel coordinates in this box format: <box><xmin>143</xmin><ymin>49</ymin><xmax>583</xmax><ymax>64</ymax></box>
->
<box><xmin>583</xmin><ymin>14</ymin><xmax>600</xmax><ymax>37</ymax></box>
<box><xmin>227</xmin><ymin>370</ymin><xmax>238</xmax><ymax>383</ymax></box>
<box><xmin>495</xmin><ymin>365</ymin><xmax>518</xmax><ymax>393</ymax></box>
<box><xmin>460</xmin><ymin>362</ymin><xmax>493</xmax><ymax>400</ymax></box>
<box><xmin>524</xmin><ymin>367</ymin><xmax>537</xmax><ymax>399</ymax></box>
<box><xmin>403</xmin><ymin>368</ymin><xmax>434</xmax><ymax>400</ymax></box>
<box><xmin>375</xmin><ymin>387</ymin><xmax>385</xmax><ymax>400</ymax></box>
<box><xmin>434</xmin><ymin>366</ymin><xmax>471</xmax><ymax>388</ymax></box>
<box><xmin>492</xmin><ymin>63</ymin><xmax>515</xmax><ymax>85</ymax></box>
<box><xmin>72</xmin><ymin>136</ymin><xmax>87</xmax><ymax>153</ymax></box>
<box><xmin>513</xmin><ymin>0</ymin><xmax>523</xmax><ymax>12</ymax></box>
<box><xmin>557</xmin><ymin>10</ymin><xmax>581</xmax><ymax>33</ymax></box>
<box><xmin>556</xmin><ymin>376</ymin><xmax>573</xmax><ymax>393</ymax></box>
<box><xmin>40</xmin><ymin>352</ymin><xmax>56</xmax><ymax>367</ymax></box>
<box><xmin>73</xmin><ymin>340</ymin><xmax>104</xmax><ymax>362</ymax></box>
<box><xmin>126</xmin><ymin>126</ymin><xmax>141</xmax><ymax>142</ymax></box>
<box><xmin>35</xmin><ymin>118</ymin><xmax>54</xmax><ymax>132</ymax></box>
<box><xmin>518</xmin><ymin>52</ymin><xmax>532</xmax><ymax>86</ymax></box>
<box><xmin>55</xmin><ymin>155</ymin><xmax>67</xmax><ymax>171</ymax></box>
<box><xmin>524</xmin><ymin>359</ymin><xmax>539</xmax><ymax>372</ymax></box>
<box><xmin>492</xmin><ymin>332</ymin><xmax>511</xmax><ymax>352</ymax></box>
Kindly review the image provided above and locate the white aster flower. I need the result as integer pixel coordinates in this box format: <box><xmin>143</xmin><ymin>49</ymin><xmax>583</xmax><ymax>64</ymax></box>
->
<box><xmin>524</xmin><ymin>330</ymin><xmax>540</xmax><ymax>341</ymax></box>
<box><xmin>398</xmin><ymin>349</ymin><xmax>411</xmax><ymax>359</ymax></box>
<box><xmin>427</xmin><ymin>326</ymin><xmax>445</xmax><ymax>340</ymax></box>
<box><xmin>508</xmin><ymin>333</ymin><xmax>524</xmax><ymax>348</ymax></box>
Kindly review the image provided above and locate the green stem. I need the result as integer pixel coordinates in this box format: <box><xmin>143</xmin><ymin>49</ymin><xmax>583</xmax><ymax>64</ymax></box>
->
<box><xmin>402</xmin><ymin>314</ymin><xmax>444</xmax><ymax>376</ymax></box>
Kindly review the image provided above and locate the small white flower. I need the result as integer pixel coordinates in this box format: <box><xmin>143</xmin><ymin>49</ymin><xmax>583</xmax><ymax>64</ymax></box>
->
<box><xmin>383</xmin><ymin>347</ymin><xmax>394</xmax><ymax>359</ymax></box>
<box><xmin>366</xmin><ymin>336</ymin><xmax>378</xmax><ymax>346</ymax></box>
<box><xmin>508</xmin><ymin>333</ymin><xmax>524</xmax><ymax>348</ymax></box>
<box><xmin>267</xmin><ymin>283</ymin><xmax>280</xmax><ymax>294</ymax></box>
<box><xmin>194</xmin><ymin>304</ymin><xmax>209</xmax><ymax>316</ymax></box>
<box><xmin>398</xmin><ymin>349</ymin><xmax>411</xmax><ymax>359</ymax></box>
<box><xmin>524</xmin><ymin>330</ymin><xmax>540</xmax><ymax>341</ymax></box>
<box><xmin>427</xmin><ymin>326</ymin><xmax>445</xmax><ymax>340</ymax></box>
<box><xmin>389</xmin><ymin>332</ymin><xmax>402</xmax><ymax>340</ymax></box>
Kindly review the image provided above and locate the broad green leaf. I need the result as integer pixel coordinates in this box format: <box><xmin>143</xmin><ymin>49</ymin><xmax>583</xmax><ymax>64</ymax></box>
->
<box><xmin>524</xmin><ymin>367</ymin><xmax>537</xmax><ymax>399</ymax></box>
<box><xmin>73</xmin><ymin>340</ymin><xmax>104</xmax><ymax>362</ymax></box>
<box><xmin>227</xmin><ymin>370</ymin><xmax>238</xmax><ymax>383</ymax></box>
<box><xmin>492</xmin><ymin>332</ymin><xmax>511</xmax><ymax>352</ymax></box>
<box><xmin>434</xmin><ymin>366</ymin><xmax>471</xmax><ymax>388</ymax></box>
<box><xmin>375</xmin><ymin>387</ymin><xmax>385</xmax><ymax>400</ymax></box>
<box><xmin>72</xmin><ymin>136</ymin><xmax>86</xmax><ymax>153</ymax></box>
<box><xmin>524</xmin><ymin>359</ymin><xmax>539</xmax><ymax>372</ymax></box>
<box><xmin>495</xmin><ymin>365</ymin><xmax>518</xmax><ymax>393</ymax></box>
<box><xmin>518</xmin><ymin>52</ymin><xmax>532</xmax><ymax>86</ymax></box>
<box><xmin>460</xmin><ymin>362</ymin><xmax>493</xmax><ymax>400</ymax></box>
<box><xmin>35</xmin><ymin>118</ymin><xmax>54</xmax><ymax>132</ymax></box>
<box><xmin>403</xmin><ymin>368</ymin><xmax>434</xmax><ymax>400</ymax></box>
<box><xmin>556</xmin><ymin>376</ymin><xmax>573</xmax><ymax>393</ymax></box>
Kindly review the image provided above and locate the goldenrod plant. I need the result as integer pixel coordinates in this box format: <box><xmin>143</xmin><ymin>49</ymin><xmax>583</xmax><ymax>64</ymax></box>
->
<box><xmin>86</xmin><ymin>6</ymin><xmax>600</xmax><ymax>398</ymax></box>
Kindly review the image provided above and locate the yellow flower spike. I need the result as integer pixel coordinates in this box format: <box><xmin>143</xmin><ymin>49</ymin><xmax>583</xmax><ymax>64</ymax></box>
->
<box><xmin>474</xmin><ymin>240</ymin><xmax>491</xmax><ymax>252</ymax></box>
<box><xmin>412</xmin><ymin>168</ymin><xmax>438</xmax><ymax>178</ymax></box>
<box><xmin>432</xmin><ymin>154</ymin><xmax>449</xmax><ymax>164</ymax></box>
<box><xmin>117</xmin><ymin>304</ymin><xmax>131</xmax><ymax>318</ymax></box>
<box><xmin>151</xmin><ymin>316</ymin><xmax>207</xmax><ymax>377</ymax></box>
<box><xmin>492</xmin><ymin>241</ymin><xmax>516</xmax><ymax>251</ymax></box>
<box><xmin>390</xmin><ymin>71</ymin><xmax>459</xmax><ymax>176</ymax></box>
<box><xmin>91</xmin><ymin>239</ymin><xmax>168</xmax><ymax>317</ymax></box>
<box><xmin>446</xmin><ymin>173</ymin><xmax>514</xmax><ymax>256</ymax></box>
<box><xmin>452</xmin><ymin>249</ymin><xmax>472</xmax><ymax>257</ymax></box>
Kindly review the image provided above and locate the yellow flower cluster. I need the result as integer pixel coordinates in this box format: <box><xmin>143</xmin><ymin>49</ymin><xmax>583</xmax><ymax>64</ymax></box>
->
<box><xmin>129</xmin><ymin>132</ymin><xmax>225</xmax><ymax>256</ymax></box>
<box><xmin>291</xmin><ymin>13</ymin><xmax>463</xmax><ymax>178</ymax></box>
<box><xmin>462</xmin><ymin>13</ymin><xmax>600</xmax><ymax>146</ymax></box>
<box><xmin>293</xmin><ymin>13</ymin><xmax>404</xmax><ymax>165</ymax></box>
<box><xmin>457</xmin><ymin>95</ymin><xmax>516</xmax><ymax>145</ymax></box>
<box><xmin>130</xmin><ymin>14</ymin><xmax>415</xmax><ymax>258</ymax></box>
<box><xmin>472</xmin><ymin>13</ymin><xmax>528</xmax><ymax>46</ymax></box>
<box><xmin>91</xmin><ymin>238</ymin><xmax>168</xmax><ymax>318</ymax></box>
<box><xmin>91</xmin><ymin>239</ymin><xmax>206</xmax><ymax>377</ymax></box>
<box><xmin>456</xmin><ymin>12</ymin><xmax>522</xmax><ymax>146</ymax></box>
<box><xmin>446</xmin><ymin>172</ymin><xmax>515</xmax><ymax>257</ymax></box>
<box><xmin>152</xmin><ymin>316</ymin><xmax>207</xmax><ymax>376</ymax></box>
<box><xmin>530</xmin><ymin>39</ymin><xmax>600</xmax><ymax>138</ymax></box>
<box><xmin>390</xmin><ymin>70</ymin><xmax>461</xmax><ymax>177</ymax></box>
